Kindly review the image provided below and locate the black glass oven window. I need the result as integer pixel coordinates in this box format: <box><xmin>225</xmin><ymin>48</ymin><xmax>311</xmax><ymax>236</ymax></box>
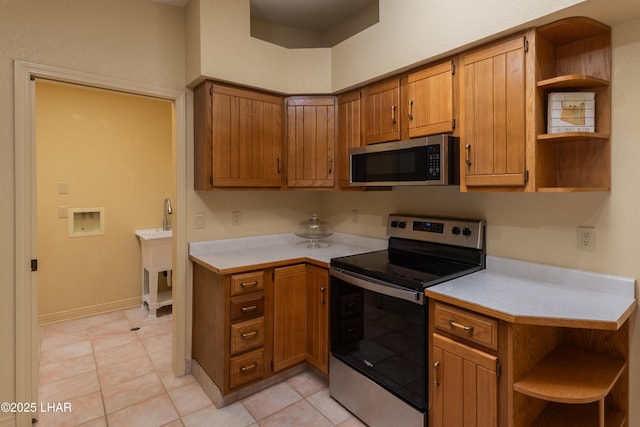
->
<box><xmin>331</xmin><ymin>281</ymin><xmax>426</xmax><ymax>411</ymax></box>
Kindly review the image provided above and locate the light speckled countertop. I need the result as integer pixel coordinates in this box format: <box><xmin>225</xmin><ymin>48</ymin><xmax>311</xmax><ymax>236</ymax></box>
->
<box><xmin>189</xmin><ymin>234</ymin><xmax>636</xmax><ymax>329</ymax></box>
<box><xmin>189</xmin><ymin>232</ymin><xmax>387</xmax><ymax>274</ymax></box>
<box><xmin>427</xmin><ymin>256</ymin><xmax>637</xmax><ymax>330</ymax></box>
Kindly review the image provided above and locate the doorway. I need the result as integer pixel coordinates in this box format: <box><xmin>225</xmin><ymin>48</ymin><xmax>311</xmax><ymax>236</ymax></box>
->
<box><xmin>14</xmin><ymin>61</ymin><xmax>189</xmax><ymax>427</ymax></box>
<box><xmin>35</xmin><ymin>79</ymin><xmax>174</xmax><ymax>323</ymax></box>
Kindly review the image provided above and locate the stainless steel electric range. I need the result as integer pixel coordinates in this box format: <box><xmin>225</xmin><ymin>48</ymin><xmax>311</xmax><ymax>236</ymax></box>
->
<box><xmin>329</xmin><ymin>214</ymin><xmax>486</xmax><ymax>427</ymax></box>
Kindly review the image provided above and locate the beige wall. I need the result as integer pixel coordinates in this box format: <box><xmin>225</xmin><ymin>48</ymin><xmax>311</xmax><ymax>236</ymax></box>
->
<box><xmin>35</xmin><ymin>80</ymin><xmax>174</xmax><ymax>321</ymax></box>
<box><xmin>186</xmin><ymin>0</ymin><xmax>333</xmax><ymax>93</ymax></box>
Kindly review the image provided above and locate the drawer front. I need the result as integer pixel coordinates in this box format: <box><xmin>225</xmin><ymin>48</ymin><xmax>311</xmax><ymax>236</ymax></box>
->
<box><xmin>230</xmin><ymin>293</ymin><xmax>264</xmax><ymax>321</ymax></box>
<box><xmin>230</xmin><ymin>316</ymin><xmax>265</xmax><ymax>355</ymax></box>
<box><xmin>229</xmin><ymin>348</ymin><xmax>264</xmax><ymax>389</ymax></box>
<box><xmin>434</xmin><ymin>303</ymin><xmax>498</xmax><ymax>350</ymax></box>
<box><xmin>231</xmin><ymin>271</ymin><xmax>265</xmax><ymax>296</ymax></box>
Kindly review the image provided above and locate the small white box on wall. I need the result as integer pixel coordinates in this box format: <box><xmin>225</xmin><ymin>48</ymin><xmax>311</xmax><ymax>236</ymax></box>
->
<box><xmin>548</xmin><ymin>92</ymin><xmax>595</xmax><ymax>133</ymax></box>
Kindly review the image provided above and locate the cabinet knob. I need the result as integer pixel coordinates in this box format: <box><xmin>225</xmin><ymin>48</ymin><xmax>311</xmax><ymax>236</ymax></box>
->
<box><xmin>408</xmin><ymin>100</ymin><xmax>414</xmax><ymax>120</ymax></box>
<box><xmin>465</xmin><ymin>144</ymin><xmax>472</xmax><ymax>167</ymax></box>
<box><xmin>433</xmin><ymin>361</ymin><xmax>440</xmax><ymax>386</ymax></box>
<box><xmin>391</xmin><ymin>105</ymin><xmax>397</xmax><ymax>124</ymax></box>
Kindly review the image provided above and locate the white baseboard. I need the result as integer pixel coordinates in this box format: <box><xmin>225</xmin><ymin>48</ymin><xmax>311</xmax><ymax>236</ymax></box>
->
<box><xmin>37</xmin><ymin>297</ymin><xmax>141</xmax><ymax>325</ymax></box>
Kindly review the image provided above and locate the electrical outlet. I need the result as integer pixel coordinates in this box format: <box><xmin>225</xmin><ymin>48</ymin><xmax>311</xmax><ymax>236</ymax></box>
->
<box><xmin>232</xmin><ymin>210</ymin><xmax>241</xmax><ymax>226</ymax></box>
<box><xmin>578</xmin><ymin>226</ymin><xmax>595</xmax><ymax>251</ymax></box>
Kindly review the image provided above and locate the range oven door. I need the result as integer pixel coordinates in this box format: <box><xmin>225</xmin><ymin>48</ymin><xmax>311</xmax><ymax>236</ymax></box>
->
<box><xmin>329</xmin><ymin>268</ymin><xmax>427</xmax><ymax>415</ymax></box>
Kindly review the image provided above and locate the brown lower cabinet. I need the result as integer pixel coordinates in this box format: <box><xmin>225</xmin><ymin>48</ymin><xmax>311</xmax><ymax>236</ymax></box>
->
<box><xmin>191</xmin><ymin>261</ymin><xmax>330</xmax><ymax>396</ymax></box>
<box><xmin>428</xmin><ymin>299</ymin><xmax>631</xmax><ymax>427</ymax></box>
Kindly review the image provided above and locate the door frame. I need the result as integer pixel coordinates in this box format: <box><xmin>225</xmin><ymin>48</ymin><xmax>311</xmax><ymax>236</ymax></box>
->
<box><xmin>14</xmin><ymin>60</ymin><xmax>190</xmax><ymax>427</ymax></box>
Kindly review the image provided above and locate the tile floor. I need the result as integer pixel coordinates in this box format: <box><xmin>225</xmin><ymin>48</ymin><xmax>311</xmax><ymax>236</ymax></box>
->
<box><xmin>37</xmin><ymin>307</ymin><xmax>367</xmax><ymax>427</ymax></box>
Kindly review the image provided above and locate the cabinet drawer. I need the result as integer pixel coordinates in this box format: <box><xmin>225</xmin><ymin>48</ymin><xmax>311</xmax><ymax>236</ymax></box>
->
<box><xmin>230</xmin><ymin>293</ymin><xmax>264</xmax><ymax>322</ymax></box>
<box><xmin>229</xmin><ymin>349</ymin><xmax>264</xmax><ymax>389</ymax></box>
<box><xmin>434</xmin><ymin>303</ymin><xmax>498</xmax><ymax>350</ymax></box>
<box><xmin>231</xmin><ymin>271</ymin><xmax>265</xmax><ymax>296</ymax></box>
<box><xmin>230</xmin><ymin>316</ymin><xmax>265</xmax><ymax>355</ymax></box>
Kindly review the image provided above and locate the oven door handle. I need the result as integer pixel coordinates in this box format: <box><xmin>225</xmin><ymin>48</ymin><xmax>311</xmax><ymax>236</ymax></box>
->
<box><xmin>330</xmin><ymin>268</ymin><xmax>425</xmax><ymax>305</ymax></box>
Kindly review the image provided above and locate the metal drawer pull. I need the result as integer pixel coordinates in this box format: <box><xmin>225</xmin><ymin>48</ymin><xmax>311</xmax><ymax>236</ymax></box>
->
<box><xmin>241</xmin><ymin>305</ymin><xmax>257</xmax><ymax>312</ymax></box>
<box><xmin>240</xmin><ymin>330</ymin><xmax>258</xmax><ymax>339</ymax></box>
<box><xmin>449</xmin><ymin>319</ymin><xmax>474</xmax><ymax>333</ymax></box>
<box><xmin>465</xmin><ymin>144</ymin><xmax>472</xmax><ymax>167</ymax></box>
<box><xmin>408</xmin><ymin>100</ymin><xmax>414</xmax><ymax>120</ymax></box>
<box><xmin>391</xmin><ymin>105</ymin><xmax>397</xmax><ymax>124</ymax></box>
<box><xmin>433</xmin><ymin>361</ymin><xmax>440</xmax><ymax>386</ymax></box>
<box><xmin>321</xmin><ymin>287</ymin><xmax>326</xmax><ymax>304</ymax></box>
<box><xmin>240</xmin><ymin>362</ymin><xmax>258</xmax><ymax>372</ymax></box>
<box><xmin>240</xmin><ymin>281</ymin><xmax>258</xmax><ymax>288</ymax></box>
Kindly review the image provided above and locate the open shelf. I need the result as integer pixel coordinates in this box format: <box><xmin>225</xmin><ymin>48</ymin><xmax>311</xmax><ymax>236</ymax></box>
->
<box><xmin>537</xmin><ymin>74</ymin><xmax>609</xmax><ymax>89</ymax></box>
<box><xmin>537</xmin><ymin>132</ymin><xmax>609</xmax><ymax>142</ymax></box>
<box><xmin>529</xmin><ymin>402</ymin><xmax>625</xmax><ymax>427</ymax></box>
<box><xmin>514</xmin><ymin>345</ymin><xmax>626</xmax><ymax>404</ymax></box>
<box><xmin>514</xmin><ymin>345</ymin><xmax>626</xmax><ymax>427</ymax></box>
<box><xmin>533</xmin><ymin>17</ymin><xmax>611</xmax><ymax>193</ymax></box>
<box><xmin>537</xmin><ymin>186</ymin><xmax>610</xmax><ymax>193</ymax></box>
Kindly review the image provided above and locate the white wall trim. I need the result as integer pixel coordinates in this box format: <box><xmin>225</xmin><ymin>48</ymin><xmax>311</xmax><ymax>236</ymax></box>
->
<box><xmin>14</xmin><ymin>61</ymin><xmax>189</xmax><ymax>427</ymax></box>
<box><xmin>37</xmin><ymin>297</ymin><xmax>142</xmax><ymax>325</ymax></box>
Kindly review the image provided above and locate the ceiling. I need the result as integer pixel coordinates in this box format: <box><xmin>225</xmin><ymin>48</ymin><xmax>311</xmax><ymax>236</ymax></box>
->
<box><xmin>150</xmin><ymin>0</ymin><xmax>378</xmax><ymax>33</ymax></box>
<box><xmin>249</xmin><ymin>0</ymin><xmax>377</xmax><ymax>32</ymax></box>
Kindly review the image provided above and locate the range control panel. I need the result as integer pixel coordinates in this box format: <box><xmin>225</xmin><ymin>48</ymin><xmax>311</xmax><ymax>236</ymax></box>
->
<box><xmin>387</xmin><ymin>214</ymin><xmax>485</xmax><ymax>249</ymax></box>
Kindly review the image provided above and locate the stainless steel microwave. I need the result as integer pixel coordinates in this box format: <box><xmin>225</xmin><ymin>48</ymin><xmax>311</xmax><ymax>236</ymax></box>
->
<box><xmin>349</xmin><ymin>134</ymin><xmax>459</xmax><ymax>186</ymax></box>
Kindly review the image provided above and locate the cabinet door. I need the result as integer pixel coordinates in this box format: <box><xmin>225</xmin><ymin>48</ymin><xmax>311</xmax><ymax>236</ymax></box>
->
<box><xmin>363</xmin><ymin>78</ymin><xmax>400</xmax><ymax>144</ymax></box>
<box><xmin>305</xmin><ymin>265</ymin><xmax>329</xmax><ymax>375</ymax></box>
<box><xmin>273</xmin><ymin>264</ymin><xmax>307</xmax><ymax>371</ymax></box>
<box><xmin>194</xmin><ymin>81</ymin><xmax>283</xmax><ymax>189</ymax></box>
<box><xmin>432</xmin><ymin>334</ymin><xmax>497</xmax><ymax>427</ymax></box>
<box><xmin>407</xmin><ymin>61</ymin><xmax>454</xmax><ymax>137</ymax></box>
<box><xmin>213</xmin><ymin>85</ymin><xmax>283</xmax><ymax>188</ymax></box>
<box><xmin>337</xmin><ymin>90</ymin><xmax>362</xmax><ymax>188</ymax></box>
<box><xmin>286</xmin><ymin>97</ymin><xmax>337</xmax><ymax>188</ymax></box>
<box><xmin>459</xmin><ymin>34</ymin><xmax>527</xmax><ymax>189</ymax></box>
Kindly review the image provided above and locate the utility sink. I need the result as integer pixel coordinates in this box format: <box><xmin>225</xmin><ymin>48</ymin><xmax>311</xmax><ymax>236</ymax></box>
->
<box><xmin>135</xmin><ymin>228</ymin><xmax>173</xmax><ymax>317</ymax></box>
<box><xmin>135</xmin><ymin>228</ymin><xmax>172</xmax><ymax>241</ymax></box>
<box><xmin>135</xmin><ymin>228</ymin><xmax>172</xmax><ymax>269</ymax></box>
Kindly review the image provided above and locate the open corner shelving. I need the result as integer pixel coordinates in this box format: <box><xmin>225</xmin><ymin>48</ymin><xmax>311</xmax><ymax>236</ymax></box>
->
<box><xmin>534</xmin><ymin>17</ymin><xmax>611</xmax><ymax>192</ymax></box>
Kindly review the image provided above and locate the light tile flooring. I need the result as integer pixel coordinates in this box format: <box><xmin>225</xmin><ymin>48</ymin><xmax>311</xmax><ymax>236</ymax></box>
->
<box><xmin>37</xmin><ymin>307</ymin><xmax>366</xmax><ymax>427</ymax></box>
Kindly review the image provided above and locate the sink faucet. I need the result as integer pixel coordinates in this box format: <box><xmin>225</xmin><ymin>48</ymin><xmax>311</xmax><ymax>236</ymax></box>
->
<box><xmin>163</xmin><ymin>198</ymin><xmax>173</xmax><ymax>231</ymax></box>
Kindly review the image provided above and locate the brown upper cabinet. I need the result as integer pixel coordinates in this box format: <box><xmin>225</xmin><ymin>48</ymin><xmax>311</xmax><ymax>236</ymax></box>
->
<box><xmin>362</xmin><ymin>78</ymin><xmax>401</xmax><ymax>144</ymax></box>
<box><xmin>459</xmin><ymin>32</ymin><xmax>531</xmax><ymax>191</ymax></box>
<box><xmin>285</xmin><ymin>96</ymin><xmax>337</xmax><ymax>189</ymax></box>
<box><xmin>193</xmin><ymin>17</ymin><xmax>610</xmax><ymax>193</ymax></box>
<box><xmin>194</xmin><ymin>81</ymin><xmax>284</xmax><ymax>190</ymax></box>
<box><xmin>362</xmin><ymin>60</ymin><xmax>456</xmax><ymax>145</ymax></box>
<box><xmin>406</xmin><ymin>60</ymin><xmax>456</xmax><ymax>138</ymax></box>
<box><xmin>337</xmin><ymin>90</ymin><xmax>363</xmax><ymax>188</ymax></box>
